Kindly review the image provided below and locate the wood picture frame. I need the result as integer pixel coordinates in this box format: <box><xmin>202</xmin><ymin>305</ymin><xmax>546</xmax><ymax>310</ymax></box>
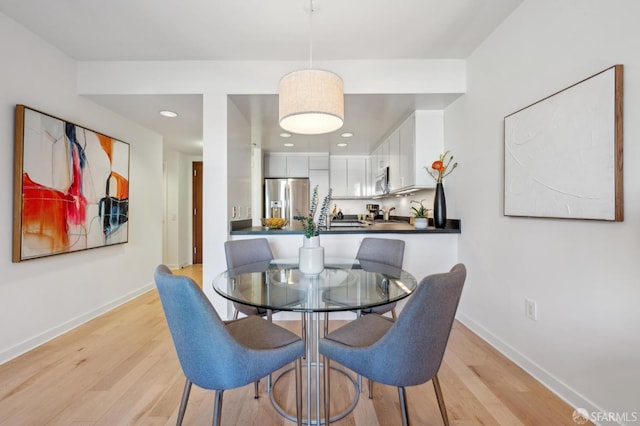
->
<box><xmin>13</xmin><ymin>105</ymin><xmax>130</xmax><ymax>262</ymax></box>
<box><xmin>504</xmin><ymin>65</ymin><xmax>623</xmax><ymax>221</ymax></box>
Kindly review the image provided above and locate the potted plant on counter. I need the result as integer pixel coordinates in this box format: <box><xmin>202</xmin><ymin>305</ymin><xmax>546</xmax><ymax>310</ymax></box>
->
<box><xmin>411</xmin><ymin>199</ymin><xmax>429</xmax><ymax>229</ymax></box>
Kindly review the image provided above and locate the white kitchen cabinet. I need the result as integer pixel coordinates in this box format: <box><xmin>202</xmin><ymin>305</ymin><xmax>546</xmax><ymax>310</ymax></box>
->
<box><xmin>372</xmin><ymin>138</ymin><xmax>389</xmax><ymax>171</ymax></box>
<box><xmin>347</xmin><ymin>157</ymin><xmax>367</xmax><ymax>197</ymax></box>
<box><xmin>309</xmin><ymin>154</ymin><xmax>330</xmax><ymax>200</ymax></box>
<box><xmin>264</xmin><ymin>154</ymin><xmax>287</xmax><ymax>177</ymax></box>
<box><xmin>399</xmin><ymin>114</ymin><xmax>415</xmax><ymax>189</ymax></box>
<box><xmin>391</xmin><ymin>111</ymin><xmax>444</xmax><ymax>191</ymax></box>
<box><xmin>309</xmin><ymin>169</ymin><xmax>330</xmax><ymax>201</ymax></box>
<box><xmin>286</xmin><ymin>155</ymin><xmax>309</xmax><ymax>177</ymax></box>
<box><xmin>412</xmin><ymin>110</ymin><xmax>444</xmax><ymax>188</ymax></box>
<box><xmin>329</xmin><ymin>157</ymin><xmax>347</xmax><ymax>196</ymax></box>
<box><xmin>308</xmin><ymin>154</ymin><xmax>329</xmax><ymax>170</ymax></box>
<box><xmin>330</xmin><ymin>156</ymin><xmax>368</xmax><ymax>197</ymax></box>
<box><xmin>387</xmin><ymin>130</ymin><xmax>401</xmax><ymax>191</ymax></box>
<box><xmin>264</xmin><ymin>154</ymin><xmax>309</xmax><ymax>177</ymax></box>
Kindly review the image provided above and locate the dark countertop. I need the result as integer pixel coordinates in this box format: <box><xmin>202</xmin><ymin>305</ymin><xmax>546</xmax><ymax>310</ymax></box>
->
<box><xmin>230</xmin><ymin>217</ymin><xmax>461</xmax><ymax>235</ymax></box>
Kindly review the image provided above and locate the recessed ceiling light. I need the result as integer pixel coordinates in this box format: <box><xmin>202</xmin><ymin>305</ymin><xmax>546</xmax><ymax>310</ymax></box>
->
<box><xmin>341</xmin><ymin>132</ymin><xmax>353</xmax><ymax>138</ymax></box>
<box><xmin>337</xmin><ymin>142</ymin><xmax>348</xmax><ymax>147</ymax></box>
<box><xmin>284</xmin><ymin>142</ymin><xmax>294</xmax><ymax>147</ymax></box>
<box><xmin>159</xmin><ymin>110</ymin><xmax>178</xmax><ymax>118</ymax></box>
<box><xmin>280</xmin><ymin>132</ymin><xmax>292</xmax><ymax>138</ymax></box>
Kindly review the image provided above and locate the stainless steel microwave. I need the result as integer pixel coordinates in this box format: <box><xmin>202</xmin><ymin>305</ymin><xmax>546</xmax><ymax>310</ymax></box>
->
<box><xmin>375</xmin><ymin>167</ymin><xmax>389</xmax><ymax>195</ymax></box>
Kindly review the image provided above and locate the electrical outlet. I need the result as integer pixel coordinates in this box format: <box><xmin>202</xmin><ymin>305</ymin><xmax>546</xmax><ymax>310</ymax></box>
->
<box><xmin>525</xmin><ymin>298</ymin><xmax>537</xmax><ymax>321</ymax></box>
<box><xmin>232</xmin><ymin>206</ymin><xmax>237</xmax><ymax>218</ymax></box>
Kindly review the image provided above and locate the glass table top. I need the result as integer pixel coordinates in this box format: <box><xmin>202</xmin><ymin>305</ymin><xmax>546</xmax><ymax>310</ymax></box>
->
<box><xmin>213</xmin><ymin>257</ymin><xmax>417</xmax><ymax>312</ymax></box>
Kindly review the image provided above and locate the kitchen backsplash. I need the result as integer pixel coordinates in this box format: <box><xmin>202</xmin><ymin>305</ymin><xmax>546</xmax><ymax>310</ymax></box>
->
<box><xmin>331</xmin><ymin>188</ymin><xmax>435</xmax><ymax>218</ymax></box>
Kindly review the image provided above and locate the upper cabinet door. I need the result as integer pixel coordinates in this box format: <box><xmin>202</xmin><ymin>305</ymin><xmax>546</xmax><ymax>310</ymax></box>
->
<box><xmin>399</xmin><ymin>114</ymin><xmax>415</xmax><ymax>188</ymax></box>
<box><xmin>413</xmin><ymin>111</ymin><xmax>443</xmax><ymax>188</ymax></box>
<box><xmin>308</xmin><ymin>154</ymin><xmax>329</xmax><ymax>170</ymax></box>
<box><xmin>309</xmin><ymin>169</ymin><xmax>330</xmax><ymax>202</ymax></box>
<box><xmin>264</xmin><ymin>154</ymin><xmax>309</xmax><ymax>178</ymax></box>
<box><xmin>286</xmin><ymin>155</ymin><xmax>309</xmax><ymax>177</ymax></box>
<box><xmin>330</xmin><ymin>156</ymin><xmax>368</xmax><ymax>197</ymax></box>
<box><xmin>387</xmin><ymin>130</ymin><xmax>400</xmax><ymax>191</ymax></box>
<box><xmin>347</xmin><ymin>157</ymin><xmax>367</xmax><ymax>197</ymax></box>
<box><xmin>264</xmin><ymin>155</ymin><xmax>287</xmax><ymax>177</ymax></box>
<box><xmin>329</xmin><ymin>157</ymin><xmax>348</xmax><ymax>196</ymax></box>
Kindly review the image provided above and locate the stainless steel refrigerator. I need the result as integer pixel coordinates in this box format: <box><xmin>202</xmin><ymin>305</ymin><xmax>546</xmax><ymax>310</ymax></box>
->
<box><xmin>264</xmin><ymin>178</ymin><xmax>310</xmax><ymax>231</ymax></box>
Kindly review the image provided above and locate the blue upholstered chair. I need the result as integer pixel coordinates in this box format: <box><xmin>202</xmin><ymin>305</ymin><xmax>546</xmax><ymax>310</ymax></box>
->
<box><xmin>224</xmin><ymin>238</ymin><xmax>275</xmax><ymax>320</ymax></box>
<box><xmin>355</xmin><ymin>237</ymin><xmax>405</xmax><ymax>318</ymax></box>
<box><xmin>154</xmin><ymin>265</ymin><xmax>304</xmax><ymax>426</ymax></box>
<box><xmin>320</xmin><ymin>264</ymin><xmax>467</xmax><ymax>426</ymax></box>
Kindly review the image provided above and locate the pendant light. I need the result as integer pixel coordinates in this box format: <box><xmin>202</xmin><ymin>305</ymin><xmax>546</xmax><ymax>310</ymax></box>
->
<box><xmin>279</xmin><ymin>0</ymin><xmax>344</xmax><ymax>135</ymax></box>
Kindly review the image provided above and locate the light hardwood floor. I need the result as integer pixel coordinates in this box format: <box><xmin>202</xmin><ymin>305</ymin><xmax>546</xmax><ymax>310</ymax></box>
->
<box><xmin>0</xmin><ymin>265</ymin><xmax>583</xmax><ymax>425</ymax></box>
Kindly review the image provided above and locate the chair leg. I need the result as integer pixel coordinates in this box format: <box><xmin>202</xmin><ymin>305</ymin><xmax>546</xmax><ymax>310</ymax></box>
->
<box><xmin>302</xmin><ymin>313</ymin><xmax>307</xmax><ymax>358</ymax></box>
<box><xmin>432</xmin><ymin>375</ymin><xmax>450</xmax><ymax>426</ymax></box>
<box><xmin>323</xmin><ymin>311</ymin><xmax>329</xmax><ymax>336</ymax></box>
<box><xmin>391</xmin><ymin>308</ymin><xmax>397</xmax><ymax>320</ymax></box>
<box><xmin>323</xmin><ymin>356</ymin><xmax>331</xmax><ymax>425</ymax></box>
<box><xmin>398</xmin><ymin>386</ymin><xmax>409</xmax><ymax>426</ymax></box>
<box><xmin>212</xmin><ymin>390</ymin><xmax>224</xmax><ymax>426</ymax></box>
<box><xmin>368</xmin><ymin>378</ymin><xmax>374</xmax><ymax>399</ymax></box>
<box><xmin>233</xmin><ymin>309</ymin><xmax>239</xmax><ymax>320</ymax></box>
<box><xmin>176</xmin><ymin>379</ymin><xmax>192</xmax><ymax>426</ymax></box>
<box><xmin>254</xmin><ymin>379</ymin><xmax>260</xmax><ymax>399</ymax></box>
<box><xmin>295</xmin><ymin>358</ymin><xmax>303</xmax><ymax>426</ymax></box>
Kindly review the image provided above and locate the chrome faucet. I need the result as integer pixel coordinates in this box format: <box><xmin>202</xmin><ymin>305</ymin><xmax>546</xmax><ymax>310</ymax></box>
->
<box><xmin>382</xmin><ymin>206</ymin><xmax>396</xmax><ymax>221</ymax></box>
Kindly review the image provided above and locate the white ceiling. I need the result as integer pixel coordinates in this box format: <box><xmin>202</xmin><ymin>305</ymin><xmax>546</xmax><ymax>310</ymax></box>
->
<box><xmin>0</xmin><ymin>0</ymin><xmax>523</xmax><ymax>155</ymax></box>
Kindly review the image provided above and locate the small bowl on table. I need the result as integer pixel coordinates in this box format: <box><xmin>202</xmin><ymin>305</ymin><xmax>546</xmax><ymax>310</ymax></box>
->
<box><xmin>262</xmin><ymin>218</ymin><xmax>288</xmax><ymax>229</ymax></box>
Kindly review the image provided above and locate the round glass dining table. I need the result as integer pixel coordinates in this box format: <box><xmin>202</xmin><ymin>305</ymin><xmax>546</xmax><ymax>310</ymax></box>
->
<box><xmin>212</xmin><ymin>257</ymin><xmax>417</xmax><ymax>425</ymax></box>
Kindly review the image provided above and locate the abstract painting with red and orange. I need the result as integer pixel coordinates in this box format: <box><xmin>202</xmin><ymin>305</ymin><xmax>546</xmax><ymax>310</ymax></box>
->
<box><xmin>17</xmin><ymin>106</ymin><xmax>129</xmax><ymax>260</ymax></box>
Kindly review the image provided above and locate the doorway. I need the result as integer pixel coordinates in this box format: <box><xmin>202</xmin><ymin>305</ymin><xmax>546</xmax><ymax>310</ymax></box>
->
<box><xmin>192</xmin><ymin>161</ymin><xmax>203</xmax><ymax>264</ymax></box>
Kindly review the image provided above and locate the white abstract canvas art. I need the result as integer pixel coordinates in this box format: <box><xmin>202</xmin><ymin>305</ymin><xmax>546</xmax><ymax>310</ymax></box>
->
<box><xmin>504</xmin><ymin>65</ymin><xmax>623</xmax><ymax>221</ymax></box>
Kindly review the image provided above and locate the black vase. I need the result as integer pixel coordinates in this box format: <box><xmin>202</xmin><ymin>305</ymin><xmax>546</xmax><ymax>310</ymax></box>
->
<box><xmin>433</xmin><ymin>182</ymin><xmax>446</xmax><ymax>229</ymax></box>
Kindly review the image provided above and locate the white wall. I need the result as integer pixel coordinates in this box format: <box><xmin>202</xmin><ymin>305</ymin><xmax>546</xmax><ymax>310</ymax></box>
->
<box><xmin>0</xmin><ymin>13</ymin><xmax>164</xmax><ymax>362</ymax></box>
<box><xmin>446</xmin><ymin>0</ymin><xmax>640</xmax><ymax>421</ymax></box>
<box><xmin>227</xmin><ymin>98</ymin><xmax>252</xmax><ymax>223</ymax></box>
<box><xmin>163</xmin><ymin>152</ymin><xmax>180</xmax><ymax>267</ymax></box>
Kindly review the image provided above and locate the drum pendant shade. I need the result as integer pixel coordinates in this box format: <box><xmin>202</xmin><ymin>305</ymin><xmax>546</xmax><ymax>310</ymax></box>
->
<box><xmin>279</xmin><ymin>69</ymin><xmax>344</xmax><ymax>135</ymax></box>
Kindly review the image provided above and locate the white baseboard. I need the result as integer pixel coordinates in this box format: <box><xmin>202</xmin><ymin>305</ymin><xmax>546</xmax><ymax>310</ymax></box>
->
<box><xmin>0</xmin><ymin>283</ymin><xmax>155</xmax><ymax>365</ymax></box>
<box><xmin>455</xmin><ymin>311</ymin><xmax>607</xmax><ymax>424</ymax></box>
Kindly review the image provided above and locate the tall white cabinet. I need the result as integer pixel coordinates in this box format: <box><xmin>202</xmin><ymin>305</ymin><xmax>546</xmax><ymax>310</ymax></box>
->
<box><xmin>406</xmin><ymin>110</ymin><xmax>444</xmax><ymax>189</ymax></box>
<box><xmin>370</xmin><ymin>110</ymin><xmax>444</xmax><ymax>193</ymax></box>
<box><xmin>308</xmin><ymin>154</ymin><xmax>330</xmax><ymax>200</ymax></box>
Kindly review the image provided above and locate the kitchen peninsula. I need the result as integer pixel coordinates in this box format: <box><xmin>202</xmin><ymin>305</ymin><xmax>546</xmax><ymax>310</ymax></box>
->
<box><xmin>228</xmin><ymin>217</ymin><xmax>460</xmax><ymax>319</ymax></box>
<box><xmin>230</xmin><ymin>218</ymin><xmax>461</xmax><ymax>235</ymax></box>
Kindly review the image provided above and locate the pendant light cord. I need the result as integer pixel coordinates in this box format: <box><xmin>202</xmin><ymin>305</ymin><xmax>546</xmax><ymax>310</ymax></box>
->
<box><xmin>308</xmin><ymin>0</ymin><xmax>314</xmax><ymax>69</ymax></box>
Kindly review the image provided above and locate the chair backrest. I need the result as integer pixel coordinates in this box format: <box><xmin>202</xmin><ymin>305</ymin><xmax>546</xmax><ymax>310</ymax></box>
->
<box><xmin>154</xmin><ymin>265</ymin><xmax>255</xmax><ymax>390</ymax></box>
<box><xmin>224</xmin><ymin>238</ymin><xmax>274</xmax><ymax>269</ymax></box>
<box><xmin>356</xmin><ymin>237</ymin><xmax>405</xmax><ymax>268</ymax></box>
<box><xmin>372</xmin><ymin>263</ymin><xmax>467</xmax><ymax>386</ymax></box>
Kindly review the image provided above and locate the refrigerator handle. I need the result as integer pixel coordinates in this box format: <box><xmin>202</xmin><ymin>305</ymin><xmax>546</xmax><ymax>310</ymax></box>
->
<box><xmin>284</xmin><ymin>181</ymin><xmax>290</xmax><ymax>221</ymax></box>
